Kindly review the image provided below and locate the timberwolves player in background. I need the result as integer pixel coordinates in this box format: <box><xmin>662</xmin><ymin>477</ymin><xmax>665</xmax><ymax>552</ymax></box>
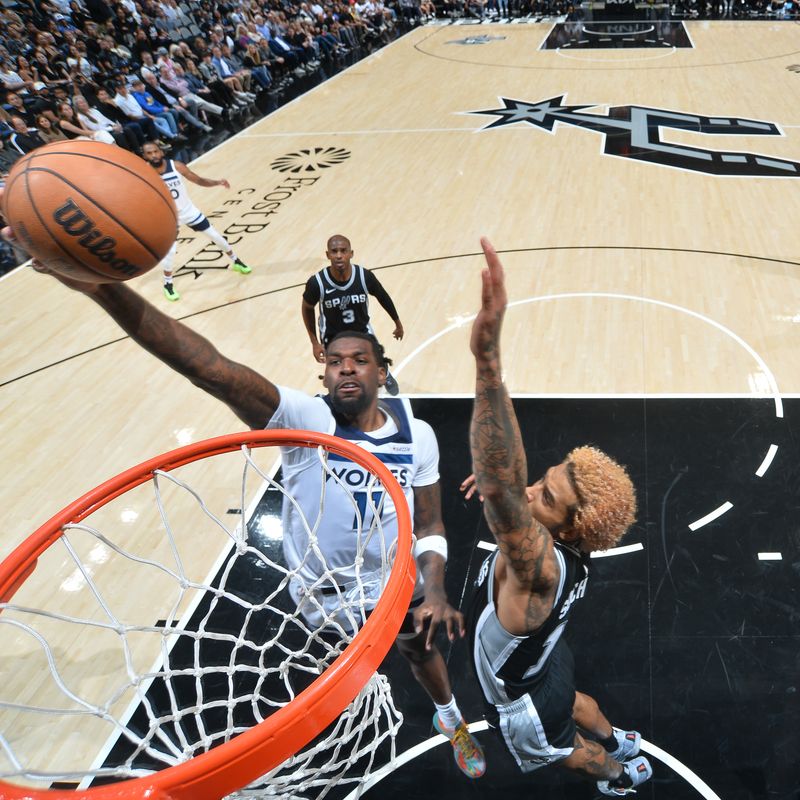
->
<box><xmin>466</xmin><ymin>238</ymin><xmax>653</xmax><ymax>797</ymax></box>
<box><xmin>142</xmin><ymin>141</ymin><xmax>252</xmax><ymax>302</ymax></box>
<box><xmin>301</xmin><ymin>235</ymin><xmax>403</xmax><ymax>395</ymax></box>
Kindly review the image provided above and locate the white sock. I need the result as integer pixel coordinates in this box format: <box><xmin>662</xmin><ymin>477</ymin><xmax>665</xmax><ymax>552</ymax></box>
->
<box><xmin>434</xmin><ymin>695</ymin><xmax>462</xmax><ymax>729</ymax></box>
<box><xmin>163</xmin><ymin>275</ymin><xmax>173</xmax><ymax>286</ymax></box>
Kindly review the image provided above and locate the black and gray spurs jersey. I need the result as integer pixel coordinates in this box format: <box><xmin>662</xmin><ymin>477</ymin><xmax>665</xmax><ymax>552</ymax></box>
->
<box><xmin>306</xmin><ymin>264</ymin><xmax>373</xmax><ymax>344</ymax></box>
<box><xmin>467</xmin><ymin>543</ymin><xmax>590</xmax><ymax>706</ymax></box>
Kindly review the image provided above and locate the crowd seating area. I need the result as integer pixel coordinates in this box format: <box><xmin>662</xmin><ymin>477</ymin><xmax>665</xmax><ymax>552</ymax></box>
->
<box><xmin>0</xmin><ymin>0</ymin><xmax>796</xmax><ymax>272</ymax></box>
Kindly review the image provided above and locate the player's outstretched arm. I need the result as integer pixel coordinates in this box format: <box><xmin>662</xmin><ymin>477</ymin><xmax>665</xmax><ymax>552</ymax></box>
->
<box><xmin>38</xmin><ymin>270</ymin><xmax>279</xmax><ymax>429</ymax></box>
<box><xmin>175</xmin><ymin>161</ymin><xmax>230</xmax><ymax>189</ymax></box>
<box><xmin>469</xmin><ymin>238</ymin><xmax>554</xmax><ymax>589</ymax></box>
<box><xmin>85</xmin><ymin>283</ymin><xmax>278</xmax><ymax>428</ymax></box>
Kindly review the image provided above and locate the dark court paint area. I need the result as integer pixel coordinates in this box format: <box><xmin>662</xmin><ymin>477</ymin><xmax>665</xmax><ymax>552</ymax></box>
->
<box><xmin>372</xmin><ymin>397</ymin><xmax>799</xmax><ymax>800</ymax></box>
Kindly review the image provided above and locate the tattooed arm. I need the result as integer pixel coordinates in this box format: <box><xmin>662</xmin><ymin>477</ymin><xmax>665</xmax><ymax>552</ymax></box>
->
<box><xmin>66</xmin><ymin>281</ymin><xmax>279</xmax><ymax>429</ymax></box>
<box><xmin>469</xmin><ymin>239</ymin><xmax>557</xmax><ymax>595</ymax></box>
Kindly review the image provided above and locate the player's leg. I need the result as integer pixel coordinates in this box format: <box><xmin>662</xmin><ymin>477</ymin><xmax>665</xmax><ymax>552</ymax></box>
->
<box><xmin>160</xmin><ymin>242</ymin><xmax>181</xmax><ymax>301</ymax></box>
<box><xmin>572</xmin><ymin>690</ymin><xmax>641</xmax><ymax>762</ymax></box>
<box><xmin>560</xmin><ymin>731</ymin><xmax>652</xmax><ymax>796</ymax></box>
<box><xmin>394</xmin><ymin>617</ymin><xmax>485</xmax><ymax>779</ymax></box>
<box><xmin>189</xmin><ymin>217</ymin><xmax>253</xmax><ymax>274</ymax></box>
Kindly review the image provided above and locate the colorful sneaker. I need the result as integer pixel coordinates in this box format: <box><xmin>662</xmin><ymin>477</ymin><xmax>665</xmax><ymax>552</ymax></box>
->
<box><xmin>432</xmin><ymin>714</ymin><xmax>486</xmax><ymax>779</ymax></box>
<box><xmin>609</xmin><ymin>728</ymin><xmax>641</xmax><ymax>762</ymax></box>
<box><xmin>231</xmin><ymin>258</ymin><xmax>252</xmax><ymax>274</ymax></box>
<box><xmin>597</xmin><ymin>756</ymin><xmax>653</xmax><ymax>796</ymax></box>
<box><xmin>383</xmin><ymin>372</ymin><xmax>400</xmax><ymax>396</ymax></box>
<box><xmin>163</xmin><ymin>282</ymin><xmax>180</xmax><ymax>302</ymax></box>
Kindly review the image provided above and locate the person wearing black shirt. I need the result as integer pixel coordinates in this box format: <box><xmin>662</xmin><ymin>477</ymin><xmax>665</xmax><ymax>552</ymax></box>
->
<box><xmin>94</xmin><ymin>85</ymin><xmax>146</xmax><ymax>148</ymax></box>
<box><xmin>7</xmin><ymin>115</ymin><xmax>45</xmax><ymax>154</ymax></box>
<box><xmin>302</xmin><ymin>234</ymin><xmax>404</xmax><ymax>395</ymax></box>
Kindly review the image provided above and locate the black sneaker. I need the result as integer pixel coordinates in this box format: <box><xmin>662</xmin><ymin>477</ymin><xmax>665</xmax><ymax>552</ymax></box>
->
<box><xmin>384</xmin><ymin>372</ymin><xmax>400</xmax><ymax>396</ymax></box>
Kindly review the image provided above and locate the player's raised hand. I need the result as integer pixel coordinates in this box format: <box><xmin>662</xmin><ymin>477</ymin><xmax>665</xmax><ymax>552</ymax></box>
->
<box><xmin>470</xmin><ymin>237</ymin><xmax>508</xmax><ymax>362</ymax></box>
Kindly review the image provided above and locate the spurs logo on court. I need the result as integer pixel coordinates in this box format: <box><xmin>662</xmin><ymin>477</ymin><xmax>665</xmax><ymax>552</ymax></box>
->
<box><xmin>467</xmin><ymin>96</ymin><xmax>800</xmax><ymax>177</ymax></box>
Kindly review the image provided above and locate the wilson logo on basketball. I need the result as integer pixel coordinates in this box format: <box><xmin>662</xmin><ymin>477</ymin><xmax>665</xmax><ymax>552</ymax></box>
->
<box><xmin>53</xmin><ymin>199</ymin><xmax>140</xmax><ymax>277</ymax></box>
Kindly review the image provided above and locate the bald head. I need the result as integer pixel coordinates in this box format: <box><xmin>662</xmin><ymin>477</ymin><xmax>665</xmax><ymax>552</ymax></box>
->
<box><xmin>326</xmin><ymin>234</ymin><xmax>351</xmax><ymax>251</ymax></box>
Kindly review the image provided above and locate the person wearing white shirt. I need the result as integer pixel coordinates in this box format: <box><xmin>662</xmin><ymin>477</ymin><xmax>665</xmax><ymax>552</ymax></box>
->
<box><xmin>74</xmin><ymin>95</ymin><xmax>141</xmax><ymax>152</ymax></box>
<box><xmin>113</xmin><ymin>81</ymin><xmax>181</xmax><ymax>142</ymax></box>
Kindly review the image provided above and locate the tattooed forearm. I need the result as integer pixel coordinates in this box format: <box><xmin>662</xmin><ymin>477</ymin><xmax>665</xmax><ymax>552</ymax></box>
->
<box><xmin>90</xmin><ymin>284</ymin><xmax>279</xmax><ymax>427</ymax></box>
<box><xmin>470</xmin><ymin>368</ymin><xmax>553</xmax><ymax>586</ymax></box>
<box><xmin>470</xmin><ymin>376</ymin><xmax>528</xmax><ymax>523</ymax></box>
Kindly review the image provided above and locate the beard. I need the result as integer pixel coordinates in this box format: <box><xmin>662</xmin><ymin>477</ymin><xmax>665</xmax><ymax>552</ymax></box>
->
<box><xmin>149</xmin><ymin>157</ymin><xmax>164</xmax><ymax>168</ymax></box>
<box><xmin>329</xmin><ymin>383</ymin><xmax>373</xmax><ymax>419</ymax></box>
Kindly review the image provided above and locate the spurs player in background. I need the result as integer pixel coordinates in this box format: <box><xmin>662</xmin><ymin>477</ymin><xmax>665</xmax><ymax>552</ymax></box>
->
<box><xmin>302</xmin><ymin>235</ymin><xmax>404</xmax><ymax>395</ymax></box>
<box><xmin>465</xmin><ymin>238</ymin><xmax>653</xmax><ymax>797</ymax></box>
<box><xmin>142</xmin><ymin>141</ymin><xmax>252</xmax><ymax>302</ymax></box>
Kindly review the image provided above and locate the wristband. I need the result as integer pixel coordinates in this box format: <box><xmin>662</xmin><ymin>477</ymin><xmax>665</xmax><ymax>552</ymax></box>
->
<box><xmin>414</xmin><ymin>534</ymin><xmax>448</xmax><ymax>562</ymax></box>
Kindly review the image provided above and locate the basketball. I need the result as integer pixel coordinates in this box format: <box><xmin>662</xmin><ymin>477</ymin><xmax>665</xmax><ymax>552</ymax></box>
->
<box><xmin>1</xmin><ymin>140</ymin><xmax>178</xmax><ymax>283</ymax></box>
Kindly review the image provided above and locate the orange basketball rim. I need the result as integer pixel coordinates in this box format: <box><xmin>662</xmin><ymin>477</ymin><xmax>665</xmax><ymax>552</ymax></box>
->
<box><xmin>0</xmin><ymin>429</ymin><xmax>416</xmax><ymax>800</ymax></box>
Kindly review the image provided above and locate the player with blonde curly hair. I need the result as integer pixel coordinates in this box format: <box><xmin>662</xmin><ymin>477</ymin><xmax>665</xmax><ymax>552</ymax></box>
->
<box><xmin>463</xmin><ymin>239</ymin><xmax>653</xmax><ymax>797</ymax></box>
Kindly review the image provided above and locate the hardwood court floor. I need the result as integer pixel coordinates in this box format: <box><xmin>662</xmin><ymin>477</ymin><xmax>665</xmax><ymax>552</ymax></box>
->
<box><xmin>0</xmin><ymin>19</ymin><xmax>798</xmax><ymax>800</ymax></box>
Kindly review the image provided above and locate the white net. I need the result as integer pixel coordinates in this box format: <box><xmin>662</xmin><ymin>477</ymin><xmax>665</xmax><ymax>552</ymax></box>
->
<box><xmin>0</xmin><ymin>437</ymin><xmax>409</xmax><ymax>799</ymax></box>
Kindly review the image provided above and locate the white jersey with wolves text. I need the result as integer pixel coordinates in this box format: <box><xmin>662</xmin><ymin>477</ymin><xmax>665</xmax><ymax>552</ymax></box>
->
<box><xmin>267</xmin><ymin>386</ymin><xmax>437</xmax><ymax>622</ymax></box>
<box><xmin>159</xmin><ymin>159</ymin><xmax>204</xmax><ymax>226</ymax></box>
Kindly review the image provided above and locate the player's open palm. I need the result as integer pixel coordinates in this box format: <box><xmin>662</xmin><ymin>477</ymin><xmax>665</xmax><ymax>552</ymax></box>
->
<box><xmin>470</xmin><ymin>237</ymin><xmax>508</xmax><ymax>361</ymax></box>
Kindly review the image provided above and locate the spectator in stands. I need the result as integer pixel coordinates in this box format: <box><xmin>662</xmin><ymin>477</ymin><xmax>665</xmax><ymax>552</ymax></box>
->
<box><xmin>182</xmin><ymin>58</ymin><xmax>249</xmax><ymax>113</ymax></box>
<box><xmin>14</xmin><ymin>56</ymin><xmax>46</xmax><ymax>92</ymax></box>
<box><xmin>93</xmin><ymin>85</ymin><xmax>147</xmax><ymax>147</ymax></box>
<box><xmin>66</xmin><ymin>44</ymin><xmax>96</xmax><ymax>81</ymax></box>
<box><xmin>57</xmin><ymin>100</ymin><xmax>115</xmax><ymax>142</ymax></box>
<box><xmin>141</xmin><ymin>70</ymin><xmax>212</xmax><ymax>131</ymax></box>
<box><xmin>211</xmin><ymin>45</ymin><xmax>255</xmax><ymax>92</ymax></box>
<box><xmin>31</xmin><ymin>50</ymin><xmax>72</xmax><ymax>89</ymax></box>
<box><xmin>74</xmin><ymin>93</ymin><xmax>140</xmax><ymax>151</ymax></box>
<box><xmin>159</xmin><ymin>61</ymin><xmax>226</xmax><ymax>119</ymax></box>
<box><xmin>0</xmin><ymin>56</ymin><xmax>33</xmax><ymax>93</ymax></box>
<box><xmin>35</xmin><ymin>112</ymin><xmax>68</xmax><ymax>143</ymax></box>
<box><xmin>115</xmin><ymin>78</ymin><xmax>184</xmax><ymax>141</ymax></box>
<box><xmin>7</xmin><ymin>115</ymin><xmax>45</xmax><ymax>154</ymax></box>
<box><xmin>240</xmin><ymin>43</ymin><xmax>274</xmax><ymax>89</ymax></box>
<box><xmin>139</xmin><ymin>50</ymin><xmax>160</xmax><ymax>81</ymax></box>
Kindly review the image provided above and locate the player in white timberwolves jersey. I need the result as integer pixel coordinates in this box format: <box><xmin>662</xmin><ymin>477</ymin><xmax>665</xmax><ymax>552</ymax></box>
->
<box><xmin>142</xmin><ymin>141</ymin><xmax>252</xmax><ymax>302</ymax></box>
<box><xmin>466</xmin><ymin>239</ymin><xmax>652</xmax><ymax>796</ymax></box>
<box><xmin>17</xmin><ymin>242</ymin><xmax>488</xmax><ymax>780</ymax></box>
<box><xmin>302</xmin><ymin>235</ymin><xmax>404</xmax><ymax>395</ymax></box>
